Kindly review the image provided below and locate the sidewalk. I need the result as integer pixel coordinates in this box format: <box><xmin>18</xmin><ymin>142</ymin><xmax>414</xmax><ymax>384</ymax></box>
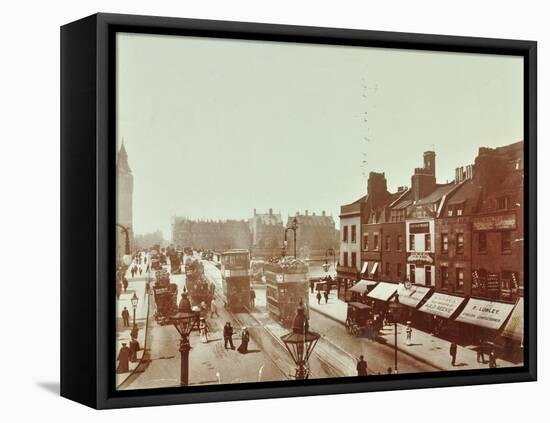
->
<box><xmin>307</xmin><ymin>291</ymin><xmax>520</xmax><ymax>371</ymax></box>
<box><xmin>116</xmin><ymin>257</ymin><xmax>152</xmax><ymax>388</ymax></box>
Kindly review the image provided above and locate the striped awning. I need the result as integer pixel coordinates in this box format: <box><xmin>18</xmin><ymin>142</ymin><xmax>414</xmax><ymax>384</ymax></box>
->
<box><xmin>501</xmin><ymin>298</ymin><xmax>523</xmax><ymax>341</ymax></box>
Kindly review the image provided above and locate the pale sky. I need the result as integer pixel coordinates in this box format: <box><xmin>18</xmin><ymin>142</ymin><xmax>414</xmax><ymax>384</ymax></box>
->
<box><xmin>116</xmin><ymin>32</ymin><xmax>523</xmax><ymax>239</ymax></box>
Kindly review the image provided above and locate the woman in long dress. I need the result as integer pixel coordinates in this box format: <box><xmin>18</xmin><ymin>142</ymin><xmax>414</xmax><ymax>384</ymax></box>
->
<box><xmin>237</xmin><ymin>327</ymin><xmax>250</xmax><ymax>354</ymax></box>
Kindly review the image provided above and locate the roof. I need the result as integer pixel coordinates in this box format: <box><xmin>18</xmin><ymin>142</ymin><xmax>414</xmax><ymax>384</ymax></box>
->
<box><xmin>415</xmin><ymin>183</ymin><xmax>456</xmax><ymax>206</ymax></box>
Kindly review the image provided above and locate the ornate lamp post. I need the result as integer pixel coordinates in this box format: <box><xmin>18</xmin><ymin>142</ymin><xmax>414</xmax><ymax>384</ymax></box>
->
<box><xmin>130</xmin><ymin>292</ymin><xmax>139</xmax><ymax>339</ymax></box>
<box><xmin>169</xmin><ymin>295</ymin><xmax>198</xmax><ymax>386</ymax></box>
<box><xmin>116</xmin><ymin>223</ymin><xmax>132</xmax><ymax>266</ymax></box>
<box><xmin>280</xmin><ymin>300</ymin><xmax>320</xmax><ymax>379</ymax></box>
<box><xmin>388</xmin><ymin>294</ymin><xmax>404</xmax><ymax>373</ymax></box>
<box><xmin>283</xmin><ymin>217</ymin><xmax>298</xmax><ymax>259</ymax></box>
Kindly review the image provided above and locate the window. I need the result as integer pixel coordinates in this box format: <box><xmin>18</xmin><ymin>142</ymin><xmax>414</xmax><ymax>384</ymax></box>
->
<box><xmin>409</xmin><ymin>264</ymin><xmax>416</xmax><ymax>283</ymax></box>
<box><xmin>373</xmin><ymin>234</ymin><xmax>379</xmax><ymax>250</ymax></box>
<box><xmin>409</xmin><ymin>234</ymin><xmax>415</xmax><ymax>251</ymax></box>
<box><xmin>497</xmin><ymin>196</ymin><xmax>509</xmax><ymax>210</ymax></box>
<box><xmin>351</xmin><ymin>252</ymin><xmax>357</xmax><ymax>268</ymax></box>
<box><xmin>351</xmin><ymin>225</ymin><xmax>357</xmax><ymax>243</ymax></box>
<box><xmin>425</xmin><ymin>266</ymin><xmax>432</xmax><ymax>286</ymax></box>
<box><xmin>343</xmin><ymin>252</ymin><xmax>348</xmax><ymax>267</ymax></box>
<box><xmin>456</xmin><ymin>233</ymin><xmax>464</xmax><ymax>254</ymax></box>
<box><xmin>456</xmin><ymin>268</ymin><xmax>464</xmax><ymax>290</ymax></box>
<box><xmin>397</xmin><ymin>235</ymin><xmax>403</xmax><ymax>251</ymax></box>
<box><xmin>478</xmin><ymin>232</ymin><xmax>487</xmax><ymax>253</ymax></box>
<box><xmin>385</xmin><ymin>235</ymin><xmax>391</xmax><ymax>251</ymax></box>
<box><xmin>441</xmin><ymin>266</ymin><xmax>449</xmax><ymax>288</ymax></box>
<box><xmin>397</xmin><ymin>263</ymin><xmax>402</xmax><ymax>277</ymax></box>
<box><xmin>447</xmin><ymin>208</ymin><xmax>453</xmax><ymax>217</ymax></box>
<box><xmin>441</xmin><ymin>233</ymin><xmax>449</xmax><ymax>253</ymax></box>
<box><xmin>363</xmin><ymin>234</ymin><xmax>369</xmax><ymax>250</ymax></box>
<box><xmin>343</xmin><ymin>226</ymin><xmax>348</xmax><ymax>242</ymax></box>
<box><xmin>385</xmin><ymin>262</ymin><xmax>390</xmax><ymax>276</ymax></box>
<box><xmin>456</xmin><ymin>207</ymin><xmax>463</xmax><ymax>216</ymax></box>
<box><xmin>501</xmin><ymin>231</ymin><xmax>512</xmax><ymax>253</ymax></box>
<box><xmin>501</xmin><ymin>271</ymin><xmax>513</xmax><ymax>290</ymax></box>
<box><xmin>425</xmin><ymin>234</ymin><xmax>432</xmax><ymax>251</ymax></box>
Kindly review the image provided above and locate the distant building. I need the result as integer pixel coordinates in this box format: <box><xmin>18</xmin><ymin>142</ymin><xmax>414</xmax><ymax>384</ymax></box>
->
<box><xmin>284</xmin><ymin>210</ymin><xmax>338</xmax><ymax>260</ymax></box>
<box><xmin>134</xmin><ymin>230</ymin><xmax>166</xmax><ymax>250</ymax></box>
<box><xmin>116</xmin><ymin>143</ymin><xmax>133</xmax><ymax>263</ymax></box>
<box><xmin>172</xmin><ymin>217</ymin><xmax>251</xmax><ymax>251</ymax></box>
<box><xmin>249</xmin><ymin>208</ymin><xmax>284</xmax><ymax>258</ymax></box>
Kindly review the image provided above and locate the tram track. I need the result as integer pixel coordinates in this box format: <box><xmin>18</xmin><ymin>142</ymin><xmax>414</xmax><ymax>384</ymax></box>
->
<box><xmin>203</xmin><ymin>261</ymin><xmax>351</xmax><ymax>380</ymax></box>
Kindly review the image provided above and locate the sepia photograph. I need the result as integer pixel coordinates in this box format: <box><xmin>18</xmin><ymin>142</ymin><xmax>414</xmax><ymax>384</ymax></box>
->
<box><xmin>114</xmin><ymin>32</ymin><xmax>525</xmax><ymax>390</ymax></box>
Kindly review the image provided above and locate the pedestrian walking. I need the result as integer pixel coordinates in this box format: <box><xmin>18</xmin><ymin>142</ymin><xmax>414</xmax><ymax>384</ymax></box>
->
<box><xmin>489</xmin><ymin>350</ymin><xmax>497</xmax><ymax>368</ymax></box>
<box><xmin>316</xmin><ymin>291</ymin><xmax>322</xmax><ymax>305</ymax></box>
<box><xmin>116</xmin><ymin>282</ymin><xmax>122</xmax><ymax>300</ymax></box>
<box><xmin>309</xmin><ymin>280</ymin><xmax>315</xmax><ymax>294</ymax></box>
<box><xmin>116</xmin><ymin>343</ymin><xmax>130</xmax><ymax>373</ymax></box>
<box><xmin>323</xmin><ymin>290</ymin><xmax>329</xmax><ymax>304</ymax></box>
<box><xmin>139</xmin><ymin>267</ymin><xmax>142</xmax><ymax>276</ymax></box>
<box><xmin>199</xmin><ymin>317</ymin><xmax>208</xmax><ymax>343</ymax></box>
<box><xmin>450</xmin><ymin>342</ymin><xmax>458</xmax><ymax>366</ymax></box>
<box><xmin>131</xmin><ymin>267</ymin><xmax>135</xmax><ymax>278</ymax></box>
<box><xmin>237</xmin><ymin>327</ymin><xmax>250</xmax><ymax>354</ymax></box>
<box><xmin>121</xmin><ymin>307</ymin><xmax>130</xmax><ymax>327</ymax></box>
<box><xmin>223</xmin><ymin>322</ymin><xmax>235</xmax><ymax>349</ymax></box>
<box><xmin>122</xmin><ymin>276</ymin><xmax>128</xmax><ymax>292</ymax></box>
<box><xmin>250</xmin><ymin>288</ymin><xmax>256</xmax><ymax>309</ymax></box>
<box><xmin>405</xmin><ymin>321</ymin><xmax>412</xmax><ymax>346</ymax></box>
<box><xmin>357</xmin><ymin>355</ymin><xmax>368</xmax><ymax>376</ymax></box>
<box><xmin>210</xmin><ymin>298</ymin><xmax>219</xmax><ymax>318</ymax></box>
<box><xmin>129</xmin><ymin>338</ymin><xmax>140</xmax><ymax>362</ymax></box>
<box><xmin>146</xmin><ymin>264</ymin><xmax>150</xmax><ymax>273</ymax></box>
<box><xmin>477</xmin><ymin>338</ymin><xmax>486</xmax><ymax>363</ymax></box>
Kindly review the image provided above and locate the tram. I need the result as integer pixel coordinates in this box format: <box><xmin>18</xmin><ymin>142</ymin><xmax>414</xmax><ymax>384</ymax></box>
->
<box><xmin>152</xmin><ymin>269</ymin><xmax>178</xmax><ymax>324</ymax></box>
<box><xmin>264</xmin><ymin>258</ymin><xmax>309</xmax><ymax>327</ymax></box>
<box><xmin>221</xmin><ymin>249</ymin><xmax>251</xmax><ymax>312</ymax></box>
<box><xmin>184</xmin><ymin>257</ymin><xmax>213</xmax><ymax>308</ymax></box>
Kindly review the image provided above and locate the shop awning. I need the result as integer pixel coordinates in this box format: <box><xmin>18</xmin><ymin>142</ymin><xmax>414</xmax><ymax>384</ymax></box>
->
<box><xmin>419</xmin><ymin>292</ymin><xmax>466</xmax><ymax>318</ymax></box>
<box><xmin>361</xmin><ymin>262</ymin><xmax>369</xmax><ymax>275</ymax></box>
<box><xmin>397</xmin><ymin>283</ymin><xmax>432</xmax><ymax>308</ymax></box>
<box><xmin>501</xmin><ymin>298</ymin><xmax>523</xmax><ymax>342</ymax></box>
<box><xmin>349</xmin><ymin>279</ymin><xmax>377</xmax><ymax>294</ymax></box>
<box><xmin>455</xmin><ymin>298</ymin><xmax>515</xmax><ymax>330</ymax></box>
<box><xmin>370</xmin><ymin>262</ymin><xmax>379</xmax><ymax>275</ymax></box>
<box><xmin>367</xmin><ymin>281</ymin><xmax>398</xmax><ymax>301</ymax></box>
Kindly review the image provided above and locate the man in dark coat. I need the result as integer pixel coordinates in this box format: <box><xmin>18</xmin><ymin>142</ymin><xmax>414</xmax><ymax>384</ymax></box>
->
<box><xmin>316</xmin><ymin>291</ymin><xmax>322</xmax><ymax>305</ymax></box>
<box><xmin>223</xmin><ymin>322</ymin><xmax>235</xmax><ymax>349</ymax></box>
<box><xmin>122</xmin><ymin>276</ymin><xmax>129</xmax><ymax>292</ymax></box>
<box><xmin>323</xmin><ymin>290</ymin><xmax>329</xmax><ymax>304</ymax></box>
<box><xmin>121</xmin><ymin>307</ymin><xmax>130</xmax><ymax>327</ymax></box>
<box><xmin>129</xmin><ymin>338</ymin><xmax>140</xmax><ymax>362</ymax></box>
<box><xmin>450</xmin><ymin>342</ymin><xmax>458</xmax><ymax>366</ymax></box>
<box><xmin>117</xmin><ymin>343</ymin><xmax>130</xmax><ymax>373</ymax></box>
<box><xmin>357</xmin><ymin>355</ymin><xmax>368</xmax><ymax>376</ymax></box>
<box><xmin>309</xmin><ymin>280</ymin><xmax>315</xmax><ymax>294</ymax></box>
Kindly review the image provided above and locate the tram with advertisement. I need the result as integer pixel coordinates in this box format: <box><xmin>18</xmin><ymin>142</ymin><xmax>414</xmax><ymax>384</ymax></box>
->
<box><xmin>221</xmin><ymin>249</ymin><xmax>251</xmax><ymax>312</ymax></box>
<box><xmin>264</xmin><ymin>258</ymin><xmax>309</xmax><ymax>327</ymax></box>
<box><xmin>184</xmin><ymin>257</ymin><xmax>213</xmax><ymax>309</ymax></box>
<box><xmin>152</xmin><ymin>269</ymin><xmax>178</xmax><ymax>324</ymax></box>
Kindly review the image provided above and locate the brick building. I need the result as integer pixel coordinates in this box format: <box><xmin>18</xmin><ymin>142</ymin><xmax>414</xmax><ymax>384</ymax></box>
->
<box><xmin>285</xmin><ymin>210</ymin><xmax>338</xmax><ymax>260</ymax></box>
<box><xmin>249</xmin><ymin>208</ymin><xmax>284</xmax><ymax>258</ymax></box>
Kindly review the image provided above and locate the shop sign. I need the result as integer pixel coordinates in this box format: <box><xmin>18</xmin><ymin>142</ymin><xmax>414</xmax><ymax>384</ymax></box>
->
<box><xmin>407</xmin><ymin>252</ymin><xmax>433</xmax><ymax>263</ymax></box>
<box><xmin>419</xmin><ymin>293</ymin><xmax>465</xmax><ymax>318</ymax></box>
<box><xmin>455</xmin><ymin>298</ymin><xmax>515</xmax><ymax>330</ymax></box>
<box><xmin>409</xmin><ymin>222</ymin><xmax>430</xmax><ymax>233</ymax></box>
<box><xmin>473</xmin><ymin>214</ymin><xmax>516</xmax><ymax>231</ymax></box>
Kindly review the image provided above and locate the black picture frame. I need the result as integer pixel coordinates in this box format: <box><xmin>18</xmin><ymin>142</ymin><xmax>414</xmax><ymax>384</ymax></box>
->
<box><xmin>60</xmin><ymin>12</ymin><xmax>537</xmax><ymax>409</ymax></box>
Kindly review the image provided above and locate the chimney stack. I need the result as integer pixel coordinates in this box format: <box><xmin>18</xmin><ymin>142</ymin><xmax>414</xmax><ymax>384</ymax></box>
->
<box><xmin>254</xmin><ymin>208</ymin><xmax>257</xmax><ymax>216</ymax></box>
<box><xmin>269</xmin><ymin>208</ymin><xmax>272</xmax><ymax>215</ymax></box>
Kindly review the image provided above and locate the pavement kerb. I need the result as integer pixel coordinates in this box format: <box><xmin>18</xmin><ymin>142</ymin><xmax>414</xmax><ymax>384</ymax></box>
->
<box><xmin>310</xmin><ymin>305</ymin><xmax>444</xmax><ymax>372</ymax></box>
<box><xmin>116</xmin><ymin>276</ymin><xmax>154</xmax><ymax>389</ymax></box>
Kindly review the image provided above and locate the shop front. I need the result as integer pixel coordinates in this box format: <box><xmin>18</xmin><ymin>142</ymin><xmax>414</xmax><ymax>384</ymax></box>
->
<box><xmin>366</xmin><ymin>281</ymin><xmax>398</xmax><ymax>315</ymax></box>
<box><xmin>397</xmin><ymin>283</ymin><xmax>433</xmax><ymax>329</ymax></box>
<box><xmin>418</xmin><ymin>292</ymin><xmax>466</xmax><ymax>340</ymax></box>
<box><xmin>500</xmin><ymin>297</ymin><xmax>524</xmax><ymax>362</ymax></box>
<box><xmin>348</xmin><ymin>279</ymin><xmax>377</xmax><ymax>303</ymax></box>
<box><xmin>455</xmin><ymin>297</ymin><xmax>515</xmax><ymax>345</ymax></box>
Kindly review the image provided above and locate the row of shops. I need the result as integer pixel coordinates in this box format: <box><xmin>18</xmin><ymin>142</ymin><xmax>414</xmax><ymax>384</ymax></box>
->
<box><xmin>343</xmin><ymin>279</ymin><xmax>523</xmax><ymax>358</ymax></box>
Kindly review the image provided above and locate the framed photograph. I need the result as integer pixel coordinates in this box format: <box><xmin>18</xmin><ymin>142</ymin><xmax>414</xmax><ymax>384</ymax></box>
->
<box><xmin>60</xmin><ymin>13</ymin><xmax>537</xmax><ymax>409</ymax></box>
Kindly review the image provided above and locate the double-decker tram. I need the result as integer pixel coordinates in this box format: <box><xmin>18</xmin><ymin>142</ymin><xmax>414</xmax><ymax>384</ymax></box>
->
<box><xmin>184</xmin><ymin>257</ymin><xmax>213</xmax><ymax>309</ymax></box>
<box><xmin>264</xmin><ymin>258</ymin><xmax>309</xmax><ymax>327</ymax></box>
<box><xmin>221</xmin><ymin>249</ymin><xmax>251</xmax><ymax>312</ymax></box>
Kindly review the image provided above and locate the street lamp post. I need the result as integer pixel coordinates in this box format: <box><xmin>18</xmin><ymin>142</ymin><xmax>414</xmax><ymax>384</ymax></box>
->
<box><xmin>130</xmin><ymin>292</ymin><xmax>139</xmax><ymax>339</ymax></box>
<box><xmin>280</xmin><ymin>300</ymin><xmax>320</xmax><ymax>379</ymax></box>
<box><xmin>169</xmin><ymin>295</ymin><xmax>198</xmax><ymax>386</ymax></box>
<box><xmin>283</xmin><ymin>217</ymin><xmax>298</xmax><ymax>259</ymax></box>
<box><xmin>388</xmin><ymin>294</ymin><xmax>404</xmax><ymax>373</ymax></box>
